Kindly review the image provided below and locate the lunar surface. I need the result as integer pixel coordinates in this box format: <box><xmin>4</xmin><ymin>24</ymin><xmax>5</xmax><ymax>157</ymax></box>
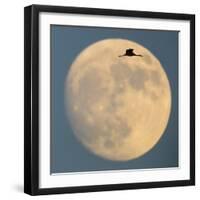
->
<box><xmin>65</xmin><ymin>39</ymin><xmax>171</xmax><ymax>161</ymax></box>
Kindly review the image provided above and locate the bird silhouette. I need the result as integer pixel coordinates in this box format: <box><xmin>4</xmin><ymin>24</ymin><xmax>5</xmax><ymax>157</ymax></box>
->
<box><xmin>119</xmin><ymin>48</ymin><xmax>142</xmax><ymax>57</ymax></box>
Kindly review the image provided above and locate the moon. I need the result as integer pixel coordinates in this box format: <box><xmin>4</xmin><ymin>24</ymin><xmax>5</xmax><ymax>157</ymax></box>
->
<box><xmin>65</xmin><ymin>38</ymin><xmax>171</xmax><ymax>161</ymax></box>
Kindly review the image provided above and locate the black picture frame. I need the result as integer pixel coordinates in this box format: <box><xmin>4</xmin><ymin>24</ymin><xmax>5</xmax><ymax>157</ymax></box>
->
<box><xmin>24</xmin><ymin>4</ymin><xmax>195</xmax><ymax>196</ymax></box>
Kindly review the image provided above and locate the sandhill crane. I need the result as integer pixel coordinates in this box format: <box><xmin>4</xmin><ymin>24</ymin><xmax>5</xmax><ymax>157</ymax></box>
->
<box><xmin>119</xmin><ymin>48</ymin><xmax>142</xmax><ymax>57</ymax></box>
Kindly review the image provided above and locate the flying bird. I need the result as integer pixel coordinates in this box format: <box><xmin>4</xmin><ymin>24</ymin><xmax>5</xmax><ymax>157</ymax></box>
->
<box><xmin>119</xmin><ymin>48</ymin><xmax>142</xmax><ymax>57</ymax></box>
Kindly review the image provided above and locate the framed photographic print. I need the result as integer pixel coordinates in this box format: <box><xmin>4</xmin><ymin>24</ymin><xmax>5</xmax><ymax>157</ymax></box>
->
<box><xmin>24</xmin><ymin>4</ymin><xmax>195</xmax><ymax>195</ymax></box>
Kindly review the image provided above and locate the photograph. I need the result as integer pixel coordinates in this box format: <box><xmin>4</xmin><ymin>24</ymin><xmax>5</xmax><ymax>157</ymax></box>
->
<box><xmin>51</xmin><ymin>25</ymin><xmax>178</xmax><ymax>174</ymax></box>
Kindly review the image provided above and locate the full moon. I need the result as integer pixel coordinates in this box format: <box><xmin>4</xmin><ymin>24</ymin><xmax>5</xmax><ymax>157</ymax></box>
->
<box><xmin>65</xmin><ymin>39</ymin><xmax>171</xmax><ymax>161</ymax></box>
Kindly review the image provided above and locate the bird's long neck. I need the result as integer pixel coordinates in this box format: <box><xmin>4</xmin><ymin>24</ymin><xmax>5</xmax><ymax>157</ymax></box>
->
<box><xmin>135</xmin><ymin>54</ymin><xmax>142</xmax><ymax>57</ymax></box>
